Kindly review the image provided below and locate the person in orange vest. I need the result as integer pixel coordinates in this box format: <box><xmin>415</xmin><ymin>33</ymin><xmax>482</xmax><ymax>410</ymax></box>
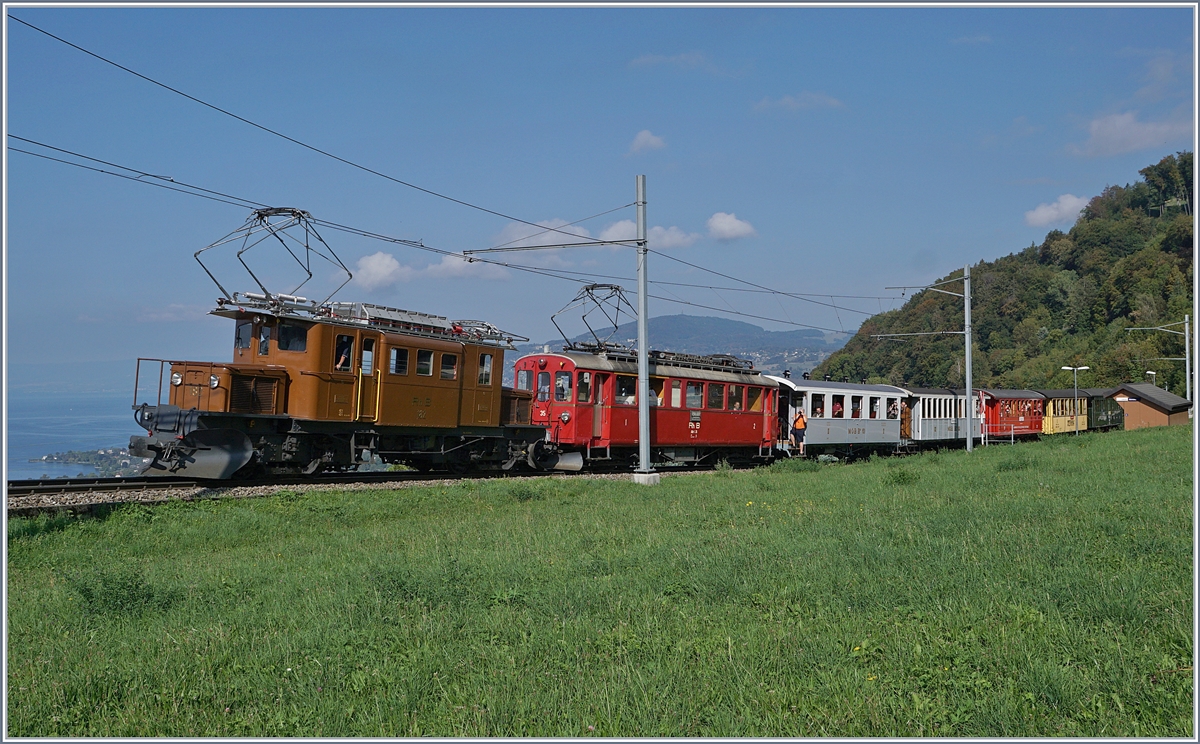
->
<box><xmin>791</xmin><ymin>407</ymin><xmax>807</xmax><ymax>456</ymax></box>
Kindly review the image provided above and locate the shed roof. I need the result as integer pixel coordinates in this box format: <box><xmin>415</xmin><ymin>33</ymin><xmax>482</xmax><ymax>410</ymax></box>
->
<box><xmin>1109</xmin><ymin>383</ymin><xmax>1193</xmax><ymax>414</ymax></box>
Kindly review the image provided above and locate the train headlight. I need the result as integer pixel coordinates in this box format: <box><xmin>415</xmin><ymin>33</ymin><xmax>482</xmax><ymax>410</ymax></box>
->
<box><xmin>209</xmin><ymin>374</ymin><xmax>220</xmax><ymax>389</ymax></box>
<box><xmin>170</xmin><ymin>372</ymin><xmax>183</xmax><ymax>386</ymax></box>
<box><xmin>560</xmin><ymin>412</ymin><xmax>571</xmax><ymax>423</ymax></box>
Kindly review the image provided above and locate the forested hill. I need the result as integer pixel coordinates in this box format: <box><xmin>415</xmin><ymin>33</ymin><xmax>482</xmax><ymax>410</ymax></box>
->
<box><xmin>814</xmin><ymin>152</ymin><xmax>1193</xmax><ymax>396</ymax></box>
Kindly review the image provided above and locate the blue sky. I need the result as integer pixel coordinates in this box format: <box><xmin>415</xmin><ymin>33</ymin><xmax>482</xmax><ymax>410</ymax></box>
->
<box><xmin>4</xmin><ymin>4</ymin><xmax>1195</xmax><ymax>392</ymax></box>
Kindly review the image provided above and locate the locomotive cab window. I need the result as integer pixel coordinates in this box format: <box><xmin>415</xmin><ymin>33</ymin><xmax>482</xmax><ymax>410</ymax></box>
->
<box><xmin>811</xmin><ymin>393</ymin><xmax>825</xmax><ymax>418</ymax></box>
<box><xmin>478</xmin><ymin>354</ymin><xmax>493</xmax><ymax>386</ymax></box>
<box><xmin>278</xmin><ymin>322</ymin><xmax>308</xmax><ymax>352</ymax></box>
<box><xmin>390</xmin><ymin>348</ymin><xmax>409</xmax><ymax>375</ymax></box>
<box><xmin>537</xmin><ymin>371</ymin><xmax>550</xmax><ymax>402</ymax></box>
<box><xmin>685</xmin><ymin>381</ymin><xmax>704</xmax><ymax>409</ymax></box>
<box><xmin>416</xmin><ymin>350</ymin><xmax>434</xmax><ymax>376</ymax></box>
<box><xmin>707</xmin><ymin>383</ymin><xmax>725</xmax><ymax>410</ymax></box>
<box><xmin>517</xmin><ymin>369</ymin><xmax>533</xmax><ymax>391</ymax></box>
<box><xmin>577</xmin><ymin>371</ymin><xmax>592</xmax><ymax>403</ymax></box>
<box><xmin>258</xmin><ymin>325</ymin><xmax>271</xmax><ymax>356</ymax></box>
<box><xmin>334</xmin><ymin>335</ymin><xmax>354</xmax><ymax>372</ymax></box>
<box><xmin>554</xmin><ymin>371</ymin><xmax>572</xmax><ymax>401</ymax></box>
<box><xmin>616</xmin><ymin>375</ymin><xmax>637</xmax><ymax>405</ymax></box>
<box><xmin>440</xmin><ymin>353</ymin><xmax>458</xmax><ymax>381</ymax></box>
<box><xmin>235</xmin><ymin>321</ymin><xmax>252</xmax><ymax>350</ymax></box>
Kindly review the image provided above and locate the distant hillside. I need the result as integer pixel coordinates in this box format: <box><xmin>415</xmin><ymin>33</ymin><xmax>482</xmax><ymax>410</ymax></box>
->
<box><xmin>505</xmin><ymin>314</ymin><xmax>845</xmax><ymax>382</ymax></box>
<box><xmin>814</xmin><ymin>152</ymin><xmax>1193</xmax><ymax>396</ymax></box>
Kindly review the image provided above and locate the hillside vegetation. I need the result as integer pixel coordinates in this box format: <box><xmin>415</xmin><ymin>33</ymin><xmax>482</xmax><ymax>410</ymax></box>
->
<box><xmin>815</xmin><ymin>153</ymin><xmax>1193</xmax><ymax>394</ymax></box>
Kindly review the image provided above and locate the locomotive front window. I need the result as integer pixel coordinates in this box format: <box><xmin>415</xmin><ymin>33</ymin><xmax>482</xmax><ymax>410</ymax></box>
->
<box><xmin>748</xmin><ymin>386</ymin><xmax>763</xmax><ymax>412</ymax></box>
<box><xmin>335</xmin><ymin>335</ymin><xmax>354</xmax><ymax>372</ymax></box>
<box><xmin>417</xmin><ymin>350</ymin><xmax>434</xmax><ymax>376</ymax></box>
<box><xmin>537</xmin><ymin>372</ymin><xmax>550</xmax><ymax>402</ymax></box>
<box><xmin>390</xmin><ymin>348</ymin><xmax>409</xmax><ymax>375</ymax></box>
<box><xmin>235</xmin><ymin>321</ymin><xmax>252</xmax><ymax>350</ymax></box>
<box><xmin>728</xmin><ymin>385</ymin><xmax>744</xmax><ymax>411</ymax></box>
<box><xmin>259</xmin><ymin>325</ymin><xmax>271</xmax><ymax>356</ymax></box>
<box><xmin>440</xmin><ymin>354</ymin><xmax>458</xmax><ymax>380</ymax></box>
<box><xmin>851</xmin><ymin>395</ymin><xmax>862</xmax><ymax>418</ymax></box>
<box><xmin>685</xmin><ymin>381</ymin><xmax>703</xmax><ymax>409</ymax></box>
<box><xmin>517</xmin><ymin>369</ymin><xmax>533</xmax><ymax>391</ymax></box>
<box><xmin>577</xmin><ymin>371</ymin><xmax>592</xmax><ymax>402</ymax></box>
<box><xmin>554</xmin><ymin>371</ymin><xmax>572</xmax><ymax>401</ymax></box>
<box><xmin>278</xmin><ymin>322</ymin><xmax>308</xmax><ymax>352</ymax></box>
<box><xmin>670</xmin><ymin>380</ymin><xmax>682</xmax><ymax>407</ymax></box>
<box><xmin>811</xmin><ymin>393</ymin><xmax>825</xmax><ymax>418</ymax></box>
<box><xmin>478</xmin><ymin>354</ymin><xmax>493</xmax><ymax>386</ymax></box>
<box><xmin>707</xmin><ymin>383</ymin><xmax>725</xmax><ymax>410</ymax></box>
<box><xmin>616</xmin><ymin>375</ymin><xmax>637</xmax><ymax>405</ymax></box>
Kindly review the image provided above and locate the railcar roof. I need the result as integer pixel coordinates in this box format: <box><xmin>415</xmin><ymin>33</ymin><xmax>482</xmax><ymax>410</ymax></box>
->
<box><xmin>533</xmin><ymin>351</ymin><xmax>771</xmax><ymax>385</ymax></box>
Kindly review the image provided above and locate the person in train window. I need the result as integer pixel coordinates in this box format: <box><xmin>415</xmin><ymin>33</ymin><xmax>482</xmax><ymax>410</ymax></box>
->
<box><xmin>832</xmin><ymin>400</ymin><xmax>843</xmax><ymax>417</ymax></box>
<box><xmin>887</xmin><ymin>401</ymin><xmax>899</xmax><ymax>419</ymax></box>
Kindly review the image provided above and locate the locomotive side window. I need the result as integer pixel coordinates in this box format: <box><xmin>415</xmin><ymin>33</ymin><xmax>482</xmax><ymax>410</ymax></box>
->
<box><xmin>440</xmin><ymin>353</ymin><xmax>458</xmax><ymax>380</ymax></box>
<box><xmin>278</xmin><ymin>322</ymin><xmax>308</xmax><ymax>352</ymax></box>
<box><xmin>707</xmin><ymin>383</ymin><xmax>725</xmax><ymax>410</ymax></box>
<box><xmin>832</xmin><ymin>394</ymin><xmax>845</xmax><ymax>418</ymax></box>
<box><xmin>235</xmin><ymin>321</ymin><xmax>252</xmax><ymax>349</ymax></box>
<box><xmin>670</xmin><ymin>380</ymin><xmax>682</xmax><ymax>408</ymax></box>
<box><xmin>389</xmin><ymin>348</ymin><xmax>409</xmax><ymax>375</ymax></box>
<box><xmin>869</xmin><ymin>397</ymin><xmax>880</xmax><ymax>419</ymax></box>
<box><xmin>811</xmin><ymin>393</ymin><xmax>825</xmax><ymax>417</ymax></box>
<box><xmin>478</xmin><ymin>354</ymin><xmax>493</xmax><ymax>386</ymax></box>
<box><xmin>537</xmin><ymin>371</ymin><xmax>550</xmax><ymax>401</ymax></box>
<box><xmin>616</xmin><ymin>375</ymin><xmax>637</xmax><ymax>405</ymax></box>
<box><xmin>685</xmin><ymin>381</ymin><xmax>704</xmax><ymax>408</ymax></box>
<box><xmin>335</xmin><ymin>335</ymin><xmax>354</xmax><ymax>372</ymax></box>
<box><xmin>517</xmin><ymin>369</ymin><xmax>533</xmax><ymax>391</ymax></box>
<box><xmin>554</xmin><ymin>371</ymin><xmax>572</xmax><ymax>401</ymax></box>
<box><xmin>747</xmin><ymin>386</ymin><xmax>763</xmax><ymax>412</ymax></box>
<box><xmin>258</xmin><ymin>325</ymin><xmax>271</xmax><ymax>356</ymax></box>
<box><xmin>851</xmin><ymin>395</ymin><xmax>862</xmax><ymax>418</ymax></box>
<box><xmin>887</xmin><ymin>398</ymin><xmax>898</xmax><ymax>419</ymax></box>
<box><xmin>577</xmin><ymin>371</ymin><xmax>592</xmax><ymax>402</ymax></box>
<box><xmin>416</xmin><ymin>350</ymin><xmax>434</xmax><ymax>376</ymax></box>
<box><xmin>728</xmin><ymin>385</ymin><xmax>744</xmax><ymax>411</ymax></box>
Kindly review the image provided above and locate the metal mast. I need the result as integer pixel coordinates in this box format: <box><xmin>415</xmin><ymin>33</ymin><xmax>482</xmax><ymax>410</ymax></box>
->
<box><xmin>963</xmin><ymin>264</ymin><xmax>973</xmax><ymax>453</ymax></box>
<box><xmin>633</xmin><ymin>175</ymin><xmax>660</xmax><ymax>485</ymax></box>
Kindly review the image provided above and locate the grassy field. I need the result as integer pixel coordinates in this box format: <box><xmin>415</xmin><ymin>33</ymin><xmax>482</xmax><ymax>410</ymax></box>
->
<box><xmin>6</xmin><ymin>425</ymin><xmax>1194</xmax><ymax>736</ymax></box>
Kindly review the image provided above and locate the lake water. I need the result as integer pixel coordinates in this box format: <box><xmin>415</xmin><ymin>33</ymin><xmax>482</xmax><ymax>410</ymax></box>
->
<box><xmin>6</xmin><ymin>391</ymin><xmax>143</xmax><ymax>480</ymax></box>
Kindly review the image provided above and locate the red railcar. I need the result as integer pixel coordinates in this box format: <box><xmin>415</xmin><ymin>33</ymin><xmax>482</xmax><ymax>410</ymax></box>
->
<box><xmin>979</xmin><ymin>389</ymin><xmax>1045</xmax><ymax>441</ymax></box>
<box><xmin>512</xmin><ymin>348</ymin><xmax>778</xmax><ymax>468</ymax></box>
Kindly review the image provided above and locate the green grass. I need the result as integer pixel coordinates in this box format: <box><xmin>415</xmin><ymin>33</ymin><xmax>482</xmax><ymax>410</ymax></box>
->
<box><xmin>7</xmin><ymin>425</ymin><xmax>1193</xmax><ymax>736</ymax></box>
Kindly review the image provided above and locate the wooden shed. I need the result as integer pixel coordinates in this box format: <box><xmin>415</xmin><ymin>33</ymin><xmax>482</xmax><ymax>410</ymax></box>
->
<box><xmin>1108</xmin><ymin>383</ymin><xmax>1192</xmax><ymax>430</ymax></box>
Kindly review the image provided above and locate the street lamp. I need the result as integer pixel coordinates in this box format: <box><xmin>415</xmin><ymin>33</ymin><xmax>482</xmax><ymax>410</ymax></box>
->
<box><xmin>1146</xmin><ymin>370</ymin><xmax>1157</xmax><ymax>387</ymax></box>
<box><xmin>1061</xmin><ymin>365</ymin><xmax>1090</xmax><ymax>435</ymax></box>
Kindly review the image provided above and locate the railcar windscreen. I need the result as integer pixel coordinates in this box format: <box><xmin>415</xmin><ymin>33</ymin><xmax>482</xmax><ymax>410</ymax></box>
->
<box><xmin>517</xmin><ymin>369</ymin><xmax>533</xmax><ymax>391</ymax></box>
<box><xmin>554</xmin><ymin>371</ymin><xmax>572</xmax><ymax>401</ymax></box>
<box><xmin>278</xmin><ymin>323</ymin><xmax>308</xmax><ymax>352</ymax></box>
<box><xmin>235</xmin><ymin>321</ymin><xmax>252</xmax><ymax>349</ymax></box>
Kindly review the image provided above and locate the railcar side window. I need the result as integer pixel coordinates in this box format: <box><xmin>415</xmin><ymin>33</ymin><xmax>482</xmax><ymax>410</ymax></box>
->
<box><xmin>616</xmin><ymin>375</ymin><xmax>637</xmax><ymax>405</ymax></box>
<box><xmin>416</xmin><ymin>350</ymin><xmax>434</xmax><ymax>376</ymax></box>
<box><xmin>440</xmin><ymin>354</ymin><xmax>458</xmax><ymax>380</ymax></box>
<box><xmin>685</xmin><ymin>381</ymin><xmax>704</xmax><ymax>409</ymax></box>
<box><xmin>728</xmin><ymin>385</ymin><xmax>744</xmax><ymax>411</ymax></box>
<box><xmin>650</xmin><ymin>379</ymin><xmax>665</xmax><ymax>406</ymax></box>
<box><xmin>361</xmin><ymin>339</ymin><xmax>375</xmax><ymax>375</ymax></box>
<box><xmin>851</xmin><ymin>395</ymin><xmax>862</xmax><ymax>418</ymax></box>
<box><xmin>259</xmin><ymin>325</ymin><xmax>271</xmax><ymax>356</ymax></box>
<box><xmin>886</xmin><ymin>398</ymin><xmax>898</xmax><ymax>419</ymax></box>
<box><xmin>707</xmin><ymin>383</ymin><xmax>725</xmax><ymax>410</ymax></box>
<box><xmin>554</xmin><ymin>371</ymin><xmax>572</xmax><ymax>401</ymax></box>
<box><xmin>577</xmin><ymin>371</ymin><xmax>592</xmax><ymax>402</ymax></box>
<box><xmin>517</xmin><ymin>369</ymin><xmax>533</xmax><ymax>391</ymax></box>
<box><xmin>335</xmin><ymin>335</ymin><xmax>354</xmax><ymax>372</ymax></box>
<box><xmin>670</xmin><ymin>380</ymin><xmax>682</xmax><ymax>408</ymax></box>
<box><xmin>390</xmin><ymin>348</ymin><xmax>409</xmax><ymax>375</ymax></box>
<box><xmin>278</xmin><ymin>323</ymin><xmax>308</xmax><ymax>352</ymax></box>
<box><xmin>748</xmin><ymin>387</ymin><xmax>763</xmax><ymax>412</ymax></box>
<box><xmin>832</xmin><ymin>394</ymin><xmax>845</xmax><ymax>418</ymax></box>
<box><xmin>537</xmin><ymin>371</ymin><xmax>550</xmax><ymax>401</ymax></box>
<box><xmin>869</xmin><ymin>397</ymin><xmax>880</xmax><ymax>419</ymax></box>
<box><xmin>478</xmin><ymin>354</ymin><xmax>493</xmax><ymax>386</ymax></box>
<box><xmin>811</xmin><ymin>393</ymin><xmax>825</xmax><ymax>417</ymax></box>
<box><xmin>235</xmin><ymin>321</ymin><xmax>252</xmax><ymax>349</ymax></box>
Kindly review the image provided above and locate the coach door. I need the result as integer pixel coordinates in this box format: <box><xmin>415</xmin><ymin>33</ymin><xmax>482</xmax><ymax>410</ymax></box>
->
<box><xmin>357</xmin><ymin>337</ymin><xmax>379</xmax><ymax>421</ymax></box>
<box><xmin>592</xmin><ymin>373</ymin><xmax>608</xmax><ymax>438</ymax></box>
<box><xmin>900</xmin><ymin>399</ymin><xmax>913</xmax><ymax>439</ymax></box>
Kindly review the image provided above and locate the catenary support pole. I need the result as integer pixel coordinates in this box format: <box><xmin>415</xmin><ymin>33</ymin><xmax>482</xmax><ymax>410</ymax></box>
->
<box><xmin>633</xmin><ymin>175</ymin><xmax>660</xmax><ymax>485</ymax></box>
<box><xmin>964</xmin><ymin>264</ymin><xmax>973</xmax><ymax>452</ymax></box>
<box><xmin>1186</xmin><ymin>314</ymin><xmax>1191</xmax><ymax>411</ymax></box>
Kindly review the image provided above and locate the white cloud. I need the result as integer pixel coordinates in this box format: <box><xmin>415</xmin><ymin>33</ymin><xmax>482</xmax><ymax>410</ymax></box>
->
<box><xmin>352</xmin><ymin>251</ymin><xmax>506</xmax><ymax>290</ymax></box>
<box><xmin>951</xmin><ymin>34</ymin><xmax>991</xmax><ymax>45</ymax></box>
<box><xmin>629</xmin><ymin>129</ymin><xmax>666</xmax><ymax>154</ymax></box>
<box><xmin>707</xmin><ymin>212</ymin><xmax>757</xmax><ymax>241</ymax></box>
<box><xmin>629</xmin><ymin>51</ymin><xmax>706</xmax><ymax>69</ymax></box>
<box><xmin>422</xmin><ymin>255</ymin><xmax>509</xmax><ymax>280</ymax></box>
<box><xmin>354</xmin><ymin>251</ymin><xmax>413</xmax><ymax>290</ymax></box>
<box><xmin>1068</xmin><ymin>111</ymin><xmax>1193</xmax><ymax>157</ymax></box>
<box><xmin>494</xmin><ymin>219</ymin><xmax>590</xmax><ymax>249</ymax></box>
<box><xmin>1024</xmin><ymin>194</ymin><xmax>1089</xmax><ymax>227</ymax></box>
<box><xmin>598</xmin><ymin>219</ymin><xmax>700</xmax><ymax>249</ymax></box>
<box><xmin>754</xmin><ymin>92</ymin><xmax>843</xmax><ymax>112</ymax></box>
<box><xmin>598</xmin><ymin>219</ymin><xmax>636</xmax><ymax>242</ymax></box>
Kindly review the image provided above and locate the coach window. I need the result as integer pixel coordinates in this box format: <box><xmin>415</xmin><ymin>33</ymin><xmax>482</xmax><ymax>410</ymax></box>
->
<box><xmin>886</xmin><ymin>398</ymin><xmax>898</xmax><ymax>419</ymax></box>
<box><xmin>670</xmin><ymin>380</ymin><xmax>682</xmax><ymax>408</ymax></box>
<box><xmin>537</xmin><ymin>371</ymin><xmax>550</xmax><ymax>401</ymax></box>
<box><xmin>390</xmin><ymin>348</ymin><xmax>409</xmax><ymax>375</ymax></box>
<box><xmin>361</xmin><ymin>339</ymin><xmax>375</xmax><ymax>375</ymax></box>
<box><xmin>616</xmin><ymin>375</ymin><xmax>637</xmax><ymax>405</ymax></box>
<box><xmin>440</xmin><ymin>353</ymin><xmax>459</xmax><ymax>381</ymax></box>
<box><xmin>747</xmin><ymin>386</ymin><xmax>763</xmax><ymax>412</ymax></box>
<box><xmin>577</xmin><ymin>371</ymin><xmax>592</xmax><ymax>402</ymax></box>
<box><xmin>259</xmin><ymin>325</ymin><xmax>271</xmax><ymax>356</ymax></box>
<box><xmin>851</xmin><ymin>395</ymin><xmax>862</xmax><ymax>418</ymax></box>
<box><xmin>832</xmin><ymin>394</ymin><xmax>845</xmax><ymax>418</ymax></box>
<box><xmin>555</xmin><ymin>371</ymin><xmax>573</xmax><ymax>401</ymax></box>
<box><xmin>416</xmin><ymin>349</ymin><xmax>434</xmax><ymax>376</ymax></box>
<box><xmin>235</xmin><ymin>320</ymin><xmax>253</xmax><ymax>350</ymax></box>
<box><xmin>869</xmin><ymin>397</ymin><xmax>880</xmax><ymax>419</ymax></box>
<box><xmin>278</xmin><ymin>322</ymin><xmax>308</xmax><ymax>352</ymax></box>
<box><xmin>517</xmin><ymin>369</ymin><xmax>533</xmax><ymax>392</ymax></box>
<box><xmin>707</xmin><ymin>383</ymin><xmax>726</xmax><ymax>410</ymax></box>
<box><xmin>811</xmin><ymin>393</ymin><xmax>825</xmax><ymax>417</ymax></box>
<box><xmin>728</xmin><ymin>384</ymin><xmax>745</xmax><ymax>411</ymax></box>
<box><xmin>685</xmin><ymin>381</ymin><xmax>704</xmax><ymax>408</ymax></box>
<box><xmin>478</xmin><ymin>353</ymin><xmax>494</xmax><ymax>386</ymax></box>
<box><xmin>650</xmin><ymin>379</ymin><xmax>665</xmax><ymax>406</ymax></box>
<box><xmin>334</xmin><ymin>335</ymin><xmax>354</xmax><ymax>372</ymax></box>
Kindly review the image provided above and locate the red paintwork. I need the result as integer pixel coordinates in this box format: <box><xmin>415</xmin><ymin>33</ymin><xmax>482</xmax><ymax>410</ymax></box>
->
<box><xmin>980</xmin><ymin>391</ymin><xmax>1045</xmax><ymax>437</ymax></box>
<box><xmin>513</xmin><ymin>353</ymin><xmax>777</xmax><ymax>454</ymax></box>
